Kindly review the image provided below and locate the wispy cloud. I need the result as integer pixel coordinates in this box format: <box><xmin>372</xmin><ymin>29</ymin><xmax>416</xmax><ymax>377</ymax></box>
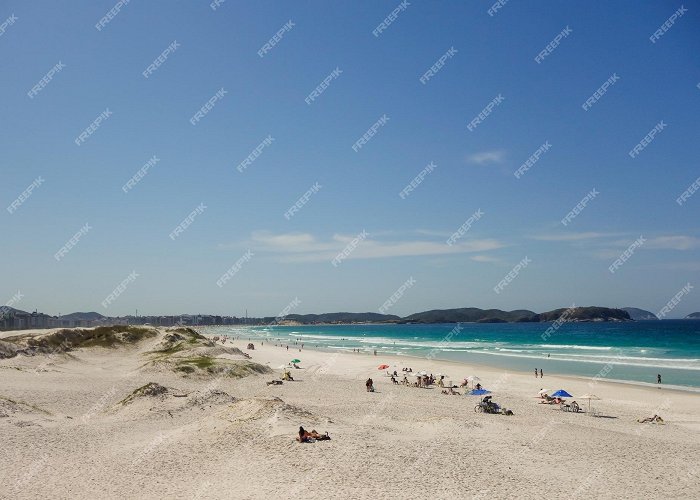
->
<box><xmin>644</xmin><ymin>235</ymin><xmax>700</xmax><ymax>251</ymax></box>
<box><xmin>470</xmin><ymin>255</ymin><xmax>501</xmax><ymax>263</ymax></box>
<box><xmin>414</xmin><ymin>228</ymin><xmax>453</xmax><ymax>238</ymax></box>
<box><xmin>532</xmin><ymin>232</ymin><xmax>618</xmax><ymax>242</ymax></box>
<box><xmin>466</xmin><ymin>150</ymin><xmax>505</xmax><ymax>165</ymax></box>
<box><xmin>536</xmin><ymin>232</ymin><xmax>700</xmax><ymax>261</ymax></box>
<box><xmin>231</xmin><ymin>231</ymin><xmax>506</xmax><ymax>262</ymax></box>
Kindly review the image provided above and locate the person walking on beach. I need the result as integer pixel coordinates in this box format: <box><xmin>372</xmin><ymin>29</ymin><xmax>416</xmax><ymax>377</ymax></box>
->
<box><xmin>540</xmin><ymin>368</ymin><xmax>543</xmax><ymax>378</ymax></box>
<box><xmin>535</xmin><ymin>368</ymin><xmax>538</xmax><ymax>378</ymax></box>
<box><xmin>657</xmin><ymin>373</ymin><xmax>661</xmax><ymax>384</ymax></box>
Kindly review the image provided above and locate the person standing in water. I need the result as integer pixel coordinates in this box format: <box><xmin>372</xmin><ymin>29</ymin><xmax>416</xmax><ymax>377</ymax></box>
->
<box><xmin>657</xmin><ymin>373</ymin><xmax>662</xmax><ymax>384</ymax></box>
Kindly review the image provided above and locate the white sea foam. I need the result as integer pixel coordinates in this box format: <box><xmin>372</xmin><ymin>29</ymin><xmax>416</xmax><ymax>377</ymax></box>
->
<box><xmin>471</xmin><ymin>349</ymin><xmax>700</xmax><ymax>370</ymax></box>
<box><xmin>538</xmin><ymin>344</ymin><xmax>614</xmax><ymax>350</ymax></box>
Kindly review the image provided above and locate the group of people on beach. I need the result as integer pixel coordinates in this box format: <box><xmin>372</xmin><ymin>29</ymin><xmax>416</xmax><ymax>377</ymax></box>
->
<box><xmin>534</xmin><ymin>368</ymin><xmax>543</xmax><ymax>378</ymax></box>
<box><xmin>385</xmin><ymin>369</ymin><xmax>455</xmax><ymax>391</ymax></box>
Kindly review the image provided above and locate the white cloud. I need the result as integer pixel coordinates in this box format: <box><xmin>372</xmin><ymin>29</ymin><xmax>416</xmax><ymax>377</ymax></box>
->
<box><xmin>240</xmin><ymin>231</ymin><xmax>505</xmax><ymax>262</ymax></box>
<box><xmin>644</xmin><ymin>235</ymin><xmax>700</xmax><ymax>251</ymax></box>
<box><xmin>466</xmin><ymin>150</ymin><xmax>505</xmax><ymax>165</ymax></box>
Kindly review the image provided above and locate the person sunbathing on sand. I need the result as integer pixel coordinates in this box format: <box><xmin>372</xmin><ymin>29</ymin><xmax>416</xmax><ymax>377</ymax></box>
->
<box><xmin>441</xmin><ymin>387</ymin><xmax>459</xmax><ymax>395</ymax></box>
<box><xmin>637</xmin><ymin>415</ymin><xmax>664</xmax><ymax>424</ymax></box>
<box><xmin>297</xmin><ymin>426</ymin><xmax>331</xmax><ymax>443</ymax></box>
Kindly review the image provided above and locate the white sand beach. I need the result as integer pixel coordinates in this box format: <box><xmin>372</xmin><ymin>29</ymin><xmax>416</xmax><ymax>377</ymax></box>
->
<box><xmin>1</xmin><ymin>326</ymin><xmax>699</xmax><ymax>499</ymax></box>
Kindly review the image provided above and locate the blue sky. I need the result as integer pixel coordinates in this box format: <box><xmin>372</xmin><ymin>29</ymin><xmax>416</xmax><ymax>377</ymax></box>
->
<box><xmin>1</xmin><ymin>1</ymin><xmax>699</xmax><ymax>317</ymax></box>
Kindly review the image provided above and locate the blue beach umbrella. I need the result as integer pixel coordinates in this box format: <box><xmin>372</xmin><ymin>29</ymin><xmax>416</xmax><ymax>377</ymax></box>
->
<box><xmin>551</xmin><ymin>389</ymin><xmax>572</xmax><ymax>398</ymax></box>
<box><xmin>469</xmin><ymin>388</ymin><xmax>491</xmax><ymax>396</ymax></box>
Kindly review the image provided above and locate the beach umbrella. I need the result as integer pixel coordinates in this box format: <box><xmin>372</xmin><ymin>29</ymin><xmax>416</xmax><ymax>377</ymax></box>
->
<box><xmin>538</xmin><ymin>389</ymin><xmax>550</xmax><ymax>395</ymax></box>
<box><xmin>419</xmin><ymin>371</ymin><xmax>428</xmax><ymax>376</ymax></box>
<box><xmin>378</xmin><ymin>364</ymin><xmax>390</xmax><ymax>370</ymax></box>
<box><xmin>466</xmin><ymin>375</ymin><xmax>481</xmax><ymax>388</ymax></box>
<box><xmin>469</xmin><ymin>388</ymin><xmax>491</xmax><ymax>396</ymax></box>
<box><xmin>276</xmin><ymin>364</ymin><xmax>288</xmax><ymax>369</ymax></box>
<box><xmin>551</xmin><ymin>389</ymin><xmax>572</xmax><ymax>398</ymax></box>
<box><xmin>578</xmin><ymin>394</ymin><xmax>601</xmax><ymax>413</ymax></box>
<box><xmin>291</xmin><ymin>358</ymin><xmax>301</xmax><ymax>364</ymax></box>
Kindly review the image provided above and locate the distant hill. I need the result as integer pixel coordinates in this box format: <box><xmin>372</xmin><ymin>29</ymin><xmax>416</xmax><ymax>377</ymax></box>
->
<box><xmin>60</xmin><ymin>312</ymin><xmax>106</xmax><ymax>321</ymax></box>
<box><xmin>0</xmin><ymin>306</ymin><xmax>29</xmax><ymax>315</ymax></box>
<box><xmin>283</xmin><ymin>312</ymin><xmax>400</xmax><ymax>324</ymax></box>
<box><xmin>622</xmin><ymin>307</ymin><xmax>659</xmax><ymax>320</ymax></box>
<box><xmin>401</xmin><ymin>308</ymin><xmax>537</xmax><ymax>324</ymax></box>
<box><xmin>685</xmin><ymin>312</ymin><xmax>700</xmax><ymax>319</ymax></box>
<box><xmin>536</xmin><ymin>307</ymin><xmax>631</xmax><ymax>322</ymax></box>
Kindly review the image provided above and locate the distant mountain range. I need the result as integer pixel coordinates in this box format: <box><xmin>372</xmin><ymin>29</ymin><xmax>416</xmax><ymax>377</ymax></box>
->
<box><xmin>6</xmin><ymin>306</ymin><xmax>700</xmax><ymax>327</ymax></box>
<box><xmin>400</xmin><ymin>306</ymin><xmax>632</xmax><ymax>324</ymax></box>
<box><xmin>276</xmin><ymin>307</ymin><xmax>636</xmax><ymax>325</ymax></box>
<box><xmin>400</xmin><ymin>308</ymin><xmax>537</xmax><ymax>323</ymax></box>
<box><xmin>622</xmin><ymin>307</ymin><xmax>659</xmax><ymax>320</ymax></box>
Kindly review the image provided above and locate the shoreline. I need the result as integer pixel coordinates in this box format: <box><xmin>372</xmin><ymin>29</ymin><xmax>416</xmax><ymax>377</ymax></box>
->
<box><xmin>199</xmin><ymin>326</ymin><xmax>700</xmax><ymax>395</ymax></box>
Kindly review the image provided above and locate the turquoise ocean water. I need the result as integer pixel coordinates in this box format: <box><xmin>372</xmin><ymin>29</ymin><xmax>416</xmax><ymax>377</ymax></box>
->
<box><xmin>201</xmin><ymin>320</ymin><xmax>700</xmax><ymax>391</ymax></box>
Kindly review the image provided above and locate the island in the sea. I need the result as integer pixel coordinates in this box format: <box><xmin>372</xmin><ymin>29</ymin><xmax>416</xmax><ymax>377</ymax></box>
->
<box><xmin>622</xmin><ymin>307</ymin><xmax>659</xmax><ymax>320</ymax></box>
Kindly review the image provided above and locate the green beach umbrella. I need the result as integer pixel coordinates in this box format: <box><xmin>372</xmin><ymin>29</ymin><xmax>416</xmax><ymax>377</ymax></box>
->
<box><xmin>291</xmin><ymin>358</ymin><xmax>301</xmax><ymax>363</ymax></box>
